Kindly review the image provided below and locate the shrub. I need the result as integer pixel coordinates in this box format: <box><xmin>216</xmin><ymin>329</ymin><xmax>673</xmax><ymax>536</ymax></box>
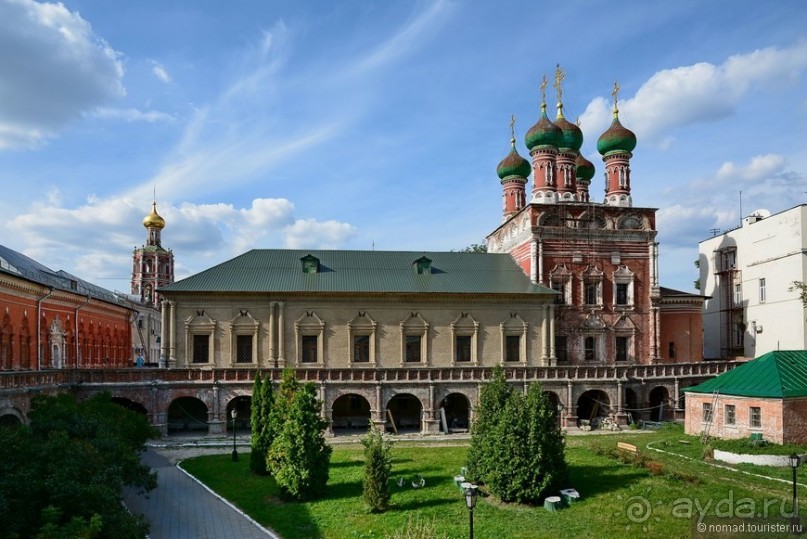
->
<box><xmin>362</xmin><ymin>426</ymin><xmax>393</xmax><ymax>512</ymax></box>
<box><xmin>485</xmin><ymin>383</ymin><xmax>568</xmax><ymax>504</ymax></box>
<box><xmin>250</xmin><ymin>372</ymin><xmax>274</xmax><ymax>475</ymax></box>
<box><xmin>267</xmin><ymin>373</ymin><xmax>332</xmax><ymax>501</ymax></box>
<box><xmin>466</xmin><ymin>366</ymin><xmax>511</xmax><ymax>484</ymax></box>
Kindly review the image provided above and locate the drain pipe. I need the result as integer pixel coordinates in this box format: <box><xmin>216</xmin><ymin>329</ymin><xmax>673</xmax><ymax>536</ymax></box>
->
<box><xmin>74</xmin><ymin>296</ymin><xmax>90</xmax><ymax>368</ymax></box>
<box><xmin>36</xmin><ymin>287</ymin><xmax>54</xmax><ymax>371</ymax></box>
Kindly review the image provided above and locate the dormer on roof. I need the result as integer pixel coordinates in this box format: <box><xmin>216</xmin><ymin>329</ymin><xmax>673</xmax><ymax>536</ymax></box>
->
<box><xmin>301</xmin><ymin>254</ymin><xmax>320</xmax><ymax>274</ymax></box>
<box><xmin>413</xmin><ymin>256</ymin><xmax>432</xmax><ymax>275</ymax></box>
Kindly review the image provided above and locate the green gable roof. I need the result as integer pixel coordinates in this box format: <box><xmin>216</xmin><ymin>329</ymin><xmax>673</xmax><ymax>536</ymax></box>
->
<box><xmin>683</xmin><ymin>351</ymin><xmax>807</xmax><ymax>398</ymax></box>
<box><xmin>160</xmin><ymin>249</ymin><xmax>552</xmax><ymax>296</ymax></box>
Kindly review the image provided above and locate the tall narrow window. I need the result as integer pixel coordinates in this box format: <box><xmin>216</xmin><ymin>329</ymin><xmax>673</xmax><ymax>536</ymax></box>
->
<box><xmin>759</xmin><ymin>278</ymin><xmax>766</xmax><ymax>303</ymax></box>
<box><xmin>703</xmin><ymin>402</ymin><xmax>713</xmax><ymax>423</ymax></box>
<box><xmin>749</xmin><ymin>406</ymin><xmax>761</xmax><ymax>428</ymax></box>
<box><xmin>405</xmin><ymin>335</ymin><xmax>422</xmax><ymax>363</ymax></box>
<box><xmin>616</xmin><ymin>283</ymin><xmax>629</xmax><ymax>305</ymax></box>
<box><xmin>455</xmin><ymin>335</ymin><xmax>471</xmax><ymax>362</ymax></box>
<box><xmin>552</xmin><ymin>282</ymin><xmax>565</xmax><ymax>304</ymax></box>
<box><xmin>555</xmin><ymin>336</ymin><xmax>568</xmax><ymax>362</ymax></box>
<box><xmin>584</xmin><ymin>336</ymin><xmax>595</xmax><ymax>361</ymax></box>
<box><xmin>302</xmin><ymin>335</ymin><xmax>318</xmax><ymax>363</ymax></box>
<box><xmin>236</xmin><ymin>335</ymin><xmax>252</xmax><ymax>363</ymax></box>
<box><xmin>353</xmin><ymin>335</ymin><xmax>370</xmax><ymax>363</ymax></box>
<box><xmin>505</xmin><ymin>335</ymin><xmax>520</xmax><ymax>362</ymax></box>
<box><xmin>668</xmin><ymin>341</ymin><xmax>676</xmax><ymax>359</ymax></box>
<box><xmin>734</xmin><ymin>283</ymin><xmax>742</xmax><ymax>306</ymax></box>
<box><xmin>615</xmin><ymin>336</ymin><xmax>628</xmax><ymax>362</ymax></box>
<box><xmin>585</xmin><ymin>283</ymin><xmax>597</xmax><ymax>305</ymax></box>
<box><xmin>192</xmin><ymin>335</ymin><xmax>209</xmax><ymax>363</ymax></box>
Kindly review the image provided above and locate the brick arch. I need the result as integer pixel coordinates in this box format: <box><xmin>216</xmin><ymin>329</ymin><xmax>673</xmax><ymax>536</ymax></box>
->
<box><xmin>383</xmin><ymin>390</ymin><xmax>425</xmax><ymax>434</ymax></box>
<box><xmin>0</xmin><ymin>405</ymin><xmax>26</xmax><ymax>425</ymax></box>
<box><xmin>324</xmin><ymin>386</ymin><xmax>375</xmax><ymax>412</ymax></box>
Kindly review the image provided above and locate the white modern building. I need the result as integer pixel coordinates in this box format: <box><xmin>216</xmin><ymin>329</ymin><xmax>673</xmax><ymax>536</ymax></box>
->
<box><xmin>699</xmin><ymin>205</ymin><xmax>807</xmax><ymax>359</ymax></box>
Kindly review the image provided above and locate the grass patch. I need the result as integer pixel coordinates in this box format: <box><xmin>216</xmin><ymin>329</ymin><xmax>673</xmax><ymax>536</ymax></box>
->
<box><xmin>181</xmin><ymin>427</ymin><xmax>807</xmax><ymax>538</ymax></box>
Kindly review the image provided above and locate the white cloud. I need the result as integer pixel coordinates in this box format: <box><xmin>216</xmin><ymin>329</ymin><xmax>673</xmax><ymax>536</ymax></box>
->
<box><xmin>5</xmin><ymin>195</ymin><xmax>355</xmax><ymax>288</ymax></box>
<box><xmin>716</xmin><ymin>154</ymin><xmax>787</xmax><ymax>183</ymax></box>
<box><xmin>89</xmin><ymin>107</ymin><xmax>174</xmax><ymax>123</ymax></box>
<box><xmin>284</xmin><ymin>219</ymin><xmax>357</xmax><ymax>249</ymax></box>
<box><xmin>579</xmin><ymin>41</ymin><xmax>807</xmax><ymax>146</ymax></box>
<box><xmin>150</xmin><ymin>61</ymin><xmax>172</xmax><ymax>84</ymax></box>
<box><xmin>0</xmin><ymin>0</ymin><xmax>125</xmax><ymax>149</ymax></box>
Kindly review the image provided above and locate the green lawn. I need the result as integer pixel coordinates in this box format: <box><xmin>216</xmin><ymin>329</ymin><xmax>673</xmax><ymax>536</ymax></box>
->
<box><xmin>180</xmin><ymin>426</ymin><xmax>807</xmax><ymax>538</ymax></box>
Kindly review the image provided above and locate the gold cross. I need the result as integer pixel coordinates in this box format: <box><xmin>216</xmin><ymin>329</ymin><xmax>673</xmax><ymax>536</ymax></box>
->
<box><xmin>509</xmin><ymin>114</ymin><xmax>516</xmax><ymax>140</ymax></box>
<box><xmin>554</xmin><ymin>64</ymin><xmax>565</xmax><ymax>104</ymax></box>
<box><xmin>540</xmin><ymin>75</ymin><xmax>548</xmax><ymax>105</ymax></box>
<box><xmin>612</xmin><ymin>80</ymin><xmax>620</xmax><ymax>110</ymax></box>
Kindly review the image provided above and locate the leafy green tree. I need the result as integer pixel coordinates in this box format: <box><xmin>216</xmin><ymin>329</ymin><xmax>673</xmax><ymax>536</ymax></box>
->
<box><xmin>455</xmin><ymin>243</ymin><xmax>487</xmax><ymax>253</ymax></box>
<box><xmin>266</xmin><ymin>370</ymin><xmax>331</xmax><ymax>500</ymax></box>
<box><xmin>362</xmin><ymin>426</ymin><xmax>393</xmax><ymax>512</ymax></box>
<box><xmin>250</xmin><ymin>373</ymin><xmax>274</xmax><ymax>475</ymax></box>
<box><xmin>0</xmin><ymin>393</ymin><xmax>157</xmax><ymax>538</ymax></box>
<box><xmin>486</xmin><ymin>383</ymin><xmax>567</xmax><ymax>503</ymax></box>
<box><xmin>466</xmin><ymin>365</ymin><xmax>512</xmax><ymax>483</ymax></box>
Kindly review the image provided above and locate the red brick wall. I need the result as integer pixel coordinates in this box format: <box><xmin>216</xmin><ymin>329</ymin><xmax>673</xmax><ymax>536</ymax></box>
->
<box><xmin>685</xmin><ymin>393</ymin><xmax>788</xmax><ymax>444</ymax></box>
<box><xmin>659</xmin><ymin>309</ymin><xmax>703</xmax><ymax>362</ymax></box>
<box><xmin>0</xmin><ymin>278</ymin><xmax>132</xmax><ymax>371</ymax></box>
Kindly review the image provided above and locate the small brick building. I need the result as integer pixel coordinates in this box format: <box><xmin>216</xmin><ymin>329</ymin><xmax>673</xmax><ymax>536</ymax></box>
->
<box><xmin>684</xmin><ymin>350</ymin><xmax>807</xmax><ymax>445</ymax></box>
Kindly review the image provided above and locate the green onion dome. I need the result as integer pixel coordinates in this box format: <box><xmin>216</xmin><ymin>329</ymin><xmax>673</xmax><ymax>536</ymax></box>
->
<box><xmin>554</xmin><ymin>107</ymin><xmax>583</xmax><ymax>152</ymax></box>
<box><xmin>497</xmin><ymin>139</ymin><xmax>531</xmax><ymax>180</ymax></box>
<box><xmin>575</xmin><ymin>153</ymin><xmax>595</xmax><ymax>183</ymax></box>
<box><xmin>597</xmin><ymin>111</ymin><xmax>636</xmax><ymax>156</ymax></box>
<box><xmin>525</xmin><ymin>103</ymin><xmax>563</xmax><ymax>151</ymax></box>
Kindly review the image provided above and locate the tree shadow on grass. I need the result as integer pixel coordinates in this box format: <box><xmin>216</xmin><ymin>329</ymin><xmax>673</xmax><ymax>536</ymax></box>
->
<box><xmin>329</xmin><ymin>459</ymin><xmax>363</xmax><ymax>469</ymax></box>
<box><xmin>567</xmin><ymin>463</ymin><xmax>647</xmax><ymax>499</ymax></box>
<box><xmin>391</xmin><ymin>496</ymin><xmax>456</xmax><ymax>511</ymax></box>
<box><xmin>326</xmin><ymin>479</ymin><xmax>364</xmax><ymax>500</ymax></box>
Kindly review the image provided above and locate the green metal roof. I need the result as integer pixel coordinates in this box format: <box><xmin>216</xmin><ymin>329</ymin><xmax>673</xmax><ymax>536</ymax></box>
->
<box><xmin>160</xmin><ymin>249</ymin><xmax>553</xmax><ymax>296</ymax></box>
<box><xmin>684</xmin><ymin>351</ymin><xmax>807</xmax><ymax>398</ymax></box>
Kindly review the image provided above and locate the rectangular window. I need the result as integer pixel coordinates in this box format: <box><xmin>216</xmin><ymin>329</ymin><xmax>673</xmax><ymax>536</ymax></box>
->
<box><xmin>759</xmin><ymin>278</ymin><xmax>766</xmax><ymax>303</ymax></box>
<box><xmin>734</xmin><ymin>283</ymin><xmax>742</xmax><ymax>306</ymax></box>
<box><xmin>750</xmin><ymin>406</ymin><xmax>761</xmax><ymax>428</ymax></box>
<box><xmin>584</xmin><ymin>336</ymin><xmax>595</xmax><ymax>361</ymax></box>
<box><xmin>192</xmin><ymin>334</ymin><xmax>209</xmax><ymax>363</ymax></box>
<box><xmin>301</xmin><ymin>335</ymin><xmax>318</xmax><ymax>363</ymax></box>
<box><xmin>455</xmin><ymin>335</ymin><xmax>471</xmax><ymax>362</ymax></box>
<box><xmin>353</xmin><ymin>335</ymin><xmax>370</xmax><ymax>363</ymax></box>
<box><xmin>405</xmin><ymin>335</ymin><xmax>421</xmax><ymax>363</ymax></box>
<box><xmin>505</xmin><ymin>335</ymin><xmax>520</xmax><ymax>362</ymax></box>
<box><xmin>668</xmin><ymin>341</ymin><xmax>676</xmax><ymax>359</ymax></box>
<box><xmin>703</xmin><ymin>402</ymin><xmax>713</xmax><ymax>423</ymax></box>
<box><xmin>555</xmin><ymin>336</ymin><xmax>568</xmax><ymax>362</ymax></box>
<box><xmin>552</xmin><ymin>282</ymin><xmax>565</xmax><ymax>305</ymax></box>
<box><xmin>616</xmin><ymin>283</ymin><xmax>629</xmax><ymax>305</ymax></box>
<box><xmin>235</xmin><ymin>335</ymin><xmax>252</xmax><ymax>363</ymax></box>
<box><xmin>725</xmin><ymin>404</ymin><xmax>736</xmax><ymax>425</ymax></box>
<box><xmin>615</xmin><ymin>336</ymin><xmax>628</xmax><ymax>362</ymax></box>
<box><xmin>585</xmin><ymin>283</ymin><xmax>597</xmax><ymax>305</ymax></box>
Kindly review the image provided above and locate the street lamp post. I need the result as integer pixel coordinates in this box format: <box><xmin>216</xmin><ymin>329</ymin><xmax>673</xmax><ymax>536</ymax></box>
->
<box><xmin>790</xmin><ymin>453</ymin><xmax>800</xmax><ymax>520</ymax></box>
<box><xmin>231</xmin><ymin>408</ymin><xmax>238</xmax><ymax>462</ymax></box>
<box><xmin>557</xmin><ymin>402</ymin><xmax>564</xmax><ymax>429</ymax></box>
<box><xmin>461</xmin><ymin>481</ymin><xmax>478</xmax><ymax>539</ymax></box>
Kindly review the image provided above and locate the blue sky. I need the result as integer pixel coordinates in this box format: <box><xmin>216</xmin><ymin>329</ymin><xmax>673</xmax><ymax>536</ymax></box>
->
<box><xmin>1</xmin><ymin>0</ymin><xmax>806</xmax><ymax>294</ymax></box>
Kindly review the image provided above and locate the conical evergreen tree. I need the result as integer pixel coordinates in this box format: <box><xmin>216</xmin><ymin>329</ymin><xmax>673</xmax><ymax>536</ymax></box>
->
<box><xmin>362</xmin><ymin>426</ymin><xmax>393</xmax><ymax>512</ymax></box>
<box><xmin>249</xmin><ymin>373</ymin><xmax>265</xmax><ymax>474</ymax></box>
<box><xmin>267</xmin><ymin>380</ymin><xmax>331</xmax><ymax>500</ymax></box>
<box><xmin>466</xmin><ymin>365</ymin><xmax>512</xmax><ymax>483</ymax></box>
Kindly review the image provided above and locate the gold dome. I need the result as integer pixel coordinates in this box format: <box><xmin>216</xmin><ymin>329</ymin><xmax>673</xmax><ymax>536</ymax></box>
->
<box><xmin>142</xmin><ymin>202</ymin><xmax>166</xmax><ymax>229</ymax></box>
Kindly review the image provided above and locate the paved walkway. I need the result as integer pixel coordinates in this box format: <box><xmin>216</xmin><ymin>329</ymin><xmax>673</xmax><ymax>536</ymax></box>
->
<box><xmin>124</xmin><ymin>448</ymin><xmax>278</xmax><ymax>539</ymax></box>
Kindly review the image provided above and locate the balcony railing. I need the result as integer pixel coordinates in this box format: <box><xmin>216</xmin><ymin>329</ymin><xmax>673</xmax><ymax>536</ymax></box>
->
<box><xmin>0</xmin><ymin>361</ymin><xmax>738</xmax><ymax>390</ymax></box>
